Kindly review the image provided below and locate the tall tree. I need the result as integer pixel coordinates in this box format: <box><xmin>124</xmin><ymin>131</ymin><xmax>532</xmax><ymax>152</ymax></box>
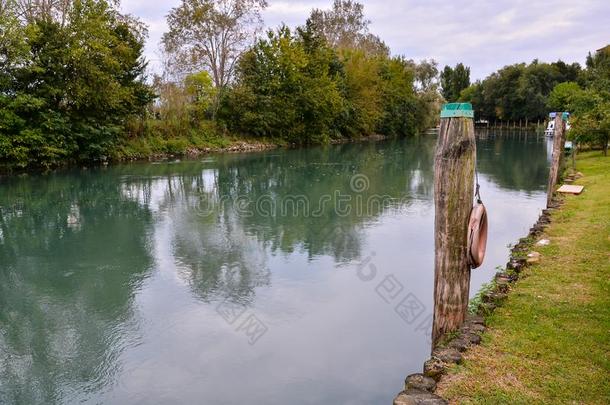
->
<box><xmin>440</xmin><ymin>63</ymin><xmax>470</xmax><ymax>102</ymax></box>
<box><xmin>220</xmin><ymin>25</ymin><xmax>344</xmax><ymax>143</ymax></box>
<box><xmin>307</xmin><ymin>0</ymin><xmax>388</xmax><ymax>57</ymax></box>
<box><xmin>440</xmin><ymin>65</ymin><xmax>453</xmax><ymax>101</ymax></box>
<box><xmin>584</xmin><ymin>45</ymin><xmax>610</xmax><ymax>92</ymax></box>
<box><xmin>162</xmin><ymin>0</ymin><xmax>267</xmax><ymax>89</ymax></box>
<box><xmin>412</xmin><ymin>59</ymin><xmax>439</xmax><ymax>93</ymax></box>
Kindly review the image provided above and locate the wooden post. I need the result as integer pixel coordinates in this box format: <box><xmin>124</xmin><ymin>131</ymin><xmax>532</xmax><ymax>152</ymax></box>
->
<box><xmin>572</xmin><ymin>143</ymin><xmax>577</xmax><ymax>170</ymax></box>
<box><xmin>547</xmin><ymin>114</ymin><xmax>566</xmax><ymax>207</ymax></box>
<box><xmin>432</xmin><ymin>105</ymin><xmax>476</xmax><ymax>347</ymax></box>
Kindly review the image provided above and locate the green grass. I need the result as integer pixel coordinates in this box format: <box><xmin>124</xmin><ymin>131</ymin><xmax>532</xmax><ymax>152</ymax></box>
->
<box><xmin>112</xmin><ymin>133</ymin><xmax>232</xmax><ymax>160</ymax></box>
<box><xmin>468</xmin><ymin>279</ymin><xmax>497</xmax><ymax>315</ymax></box>
<box><xmin>437</xmin><ymin>152</ymin><xmax>610</xmax><ymax>404</ymax></box>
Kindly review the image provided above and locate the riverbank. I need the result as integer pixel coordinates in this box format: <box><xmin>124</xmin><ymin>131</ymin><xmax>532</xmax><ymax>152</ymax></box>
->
<box><xmin>113</xmin><ymin>132</ymin><xmax>392</xmax><ymax>162</ymax></box>
<box><xmin>435</xmin><ymin>152</ymin><xmax>609</xmax><ymax>403</ymax></box>
<box><xmin>0</xmin><ymin>133</ymin><xmax>392</xmax><ymax>175</ymax></box>
<box><xmin>112</xmin><ymin>134</ymin><xmax>280</xmax><ymax>161</ymax></box>
<box><xmin>111</xmin><ymin>131</ymin><xmax>389</xmax><ymax>162</ymax></box>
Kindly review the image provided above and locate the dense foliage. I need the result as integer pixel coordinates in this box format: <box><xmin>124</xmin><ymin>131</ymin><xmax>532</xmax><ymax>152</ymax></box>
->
<box><xmin>0</xmin><ymin>0</ymin><xmax>154</xmax><ymax>169</ymax></box>
<box><xmin>440</xmin><ymin>63</ymin><xmax>470</xmax><ymax>102</ymax></box>
<box><xmin>218</xmin><ymin>22</ymin><xmax>428</xmax><ymax>144</ymax></box>
<box><xmin>459</xmin><ymin>60</ymin><xmax>582</xmax><ymax>122</ymax></box>
<box><xmin>153</xmin><ymin>0</ymin><xmax>439</xmax><ymax>147</ymax></box>
<box><xmin>1</xmin><ymin>0</ymin><xmax>607</xmax><ymax>170</ymax></box>
<box><xmin>566</xmin><ymin>47</ymin><xmax>610</xmax><ymax>155</ymax></box>
<box><xmin>459</xmin><ymin>46</ymin><xmax>609</xmax><ymax>153</ymax></box>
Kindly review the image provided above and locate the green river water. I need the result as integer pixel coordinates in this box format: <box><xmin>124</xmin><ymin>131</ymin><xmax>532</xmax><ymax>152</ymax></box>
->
<box><xmin>0</xmin><ymin>132</ymin><xmax>551</xmax><ymax>404</ymax></box>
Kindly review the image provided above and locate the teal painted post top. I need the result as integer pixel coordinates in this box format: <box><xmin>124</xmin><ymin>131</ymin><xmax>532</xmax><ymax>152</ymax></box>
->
<box><xmin>549</xmin><ymin>111</ymin><xmax>570</xmax><ymax>121</ymax></box>
<box><xmin>440</xmin><ymin>103</ymin><xmax>474</xmax><ymax>119</ymax></box>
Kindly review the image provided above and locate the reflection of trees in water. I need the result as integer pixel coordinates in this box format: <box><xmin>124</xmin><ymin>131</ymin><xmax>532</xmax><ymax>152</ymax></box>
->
<box><xmin>155</xmin><ymin>138</ymin><xmax>434</xmax><ymax>300</ymax></box>
<box><xmin>198</xmin><ymin>137</ymin><xmax>436</xmax><ymax>262</ymax></box>
<box><xmin>0</xmin><ymin>173</ymin><xmax>154</xmax><ymax>404</ymax></box>
<box><xmin>476</xmin><ymin>131</ymin><xmax>549</xmax><ymax>192</ymax></box>
<box><xmin>114</xmin><ymin>137</ymin><xmax>436</xmax><ymax>303</ymax></box>
<box><xmin>171</xmin><ymin>200</ymin><xmax>272</xmax><ymax>305</ymax></box>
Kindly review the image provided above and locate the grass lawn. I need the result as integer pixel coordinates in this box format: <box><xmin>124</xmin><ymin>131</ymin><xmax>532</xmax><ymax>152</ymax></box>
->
<box><xmin>436</xmin><ymin>152</ymin><xmax>610</xmax><ymax>404</ymax></box>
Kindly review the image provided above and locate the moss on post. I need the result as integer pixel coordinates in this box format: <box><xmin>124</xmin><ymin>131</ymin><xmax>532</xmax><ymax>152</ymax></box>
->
<box><xmin>432</xmin><ymin>116</ymin><xmax>476</xmax><ymax>347</ymax></box>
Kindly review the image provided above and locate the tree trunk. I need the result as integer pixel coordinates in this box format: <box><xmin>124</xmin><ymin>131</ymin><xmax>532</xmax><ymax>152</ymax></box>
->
<box><xmin>547</xmin><ymin>115</ymin><xmax>566</xmax><ymax>207</ymax></box>
<box><xmin>432</xmin><ymin>117</ymin><xmax>476</xmax><ymax>347</ymax></box>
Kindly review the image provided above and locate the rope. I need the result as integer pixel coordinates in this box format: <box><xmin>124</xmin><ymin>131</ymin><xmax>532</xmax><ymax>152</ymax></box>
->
<box><xmin>475</xmin><ymin>154</ymin><xmax>482</xmax><ymax>204</ymax></box>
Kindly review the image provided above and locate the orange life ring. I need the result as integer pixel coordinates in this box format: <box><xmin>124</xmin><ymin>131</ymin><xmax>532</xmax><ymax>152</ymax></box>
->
<box><xmin>467</xmin><ymin>202</ymin><xmax>488</xmax><ymax>269</ymax></box>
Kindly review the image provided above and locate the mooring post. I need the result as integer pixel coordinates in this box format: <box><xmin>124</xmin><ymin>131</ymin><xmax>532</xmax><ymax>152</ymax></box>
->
<box><xmin>432</xmin><ymin>103</ymin><xmax>476</xmax><ymax>347</ymax></box>
<box><xmin>547</xmin><ymin>113</ymin><xmax>566</xmax><ymax>207</ymax></box>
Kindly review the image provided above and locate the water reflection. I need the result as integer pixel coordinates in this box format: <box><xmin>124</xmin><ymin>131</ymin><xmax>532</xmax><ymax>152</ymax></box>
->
<box><xmin>0</xmin><ymin>133</ymin><xmax>549</xmax><ymax>404</ymax></box>
<box><xmin>0</xmin><ymin>174</ymin><xmax>155</xmax><ymax>403</ymax></box>
<box><xmin>476</xmin><ymin>130</ymin><xmax>550</xmax><ymax>191</ymax></box>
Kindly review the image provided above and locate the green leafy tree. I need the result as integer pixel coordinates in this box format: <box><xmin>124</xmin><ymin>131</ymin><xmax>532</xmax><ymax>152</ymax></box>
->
<box><xmin>548</xmin><ymin>82</ymin><xmax>581</xmax><ymax>112</ymax></box>
<box><xmin>440</xmin><ymin>63</ymin><xmax>470</xmax><ymax>102</ymax></box>
<box><xmin>570</xmin><ymin>98</ymin><xmax>610</xmax><ymax>156</ymax></box>
<box><xmin>0</xmin><ymin>0</ymin><xmax>154</xmax><ymax>169</ymax></box>
<box><xmin>185</xmin><ymin>70</ymin><xmax>216</xmax><ymax>120</ymax></box>
<box><xmin>584</xmin><ymin>45</ymin><xmax>610</xmax><ymax>92</ymax></box>
<box><xmin>339</xmin><ymin>49</ymin><xmax>382</xmax><ymax>136</ymax></box>
<box><xmin>220</xmin><ymin>26</ymin><xmax>343</xmax><ymax>143</ymax></box>
<box><xmin>377</xmin><ymin>57</ymin><xmax>420</xmax><ymax>136</ymax></box>
<box><xmin>562</xmin><ymin>47</ymin><xmax>610</xmax><ymax>156</ymax></box>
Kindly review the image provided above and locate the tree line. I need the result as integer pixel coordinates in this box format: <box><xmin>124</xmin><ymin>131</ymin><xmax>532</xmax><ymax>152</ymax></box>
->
<box><xmin>153</xmin><ymin>0</ymin><xmax>442</xmax><ymax>146</ymax></box>
<box><xmin>1</xmin><ymin>0</ymin><xmax>607</xmax><ymax>170</ymax></box>
<box><xmin>457</xmin><ymin>46</ymin><xmax>609</xmax><ymax>154</ymax></box>
<box><xmin>0</xmin><ymin>0</ymin><xmax>443</xmax><ymax>170</ymax></box>
<box><xmin>458</xmin><ymin>59</ymin><xmax>582</xmax><ymax>122</ymax></box>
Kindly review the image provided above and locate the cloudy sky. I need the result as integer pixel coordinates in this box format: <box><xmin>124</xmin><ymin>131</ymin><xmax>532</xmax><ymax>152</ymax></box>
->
<box><xmin>120</xmin><ymin>0</ymin><xmax>610</xmax><ymax>81</ymax></box>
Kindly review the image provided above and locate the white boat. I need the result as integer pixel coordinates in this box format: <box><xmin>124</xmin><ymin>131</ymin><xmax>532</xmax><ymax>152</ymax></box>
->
<box><xmin>545</xmin><ymin>120</ymin><xmax>555</xmax><ymax>137</ymax></box>
<box><xmin>545</xmin><ymin>112</ymin><xmax>570</xmax><ymax>137</ymax></box>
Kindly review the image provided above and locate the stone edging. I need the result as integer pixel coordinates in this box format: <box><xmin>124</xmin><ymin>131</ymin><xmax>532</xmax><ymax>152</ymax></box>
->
<box><xmin>393</xmin><ymin>195</ymin><xmax>565</xmax><ymax>405</ymax></box>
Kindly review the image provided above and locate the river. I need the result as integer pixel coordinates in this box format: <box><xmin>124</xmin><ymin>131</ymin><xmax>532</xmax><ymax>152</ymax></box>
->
<box><xmin>0</xmin><ymin>131</ymin><xmax>550</xmax><ymax>404</ymax></box>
